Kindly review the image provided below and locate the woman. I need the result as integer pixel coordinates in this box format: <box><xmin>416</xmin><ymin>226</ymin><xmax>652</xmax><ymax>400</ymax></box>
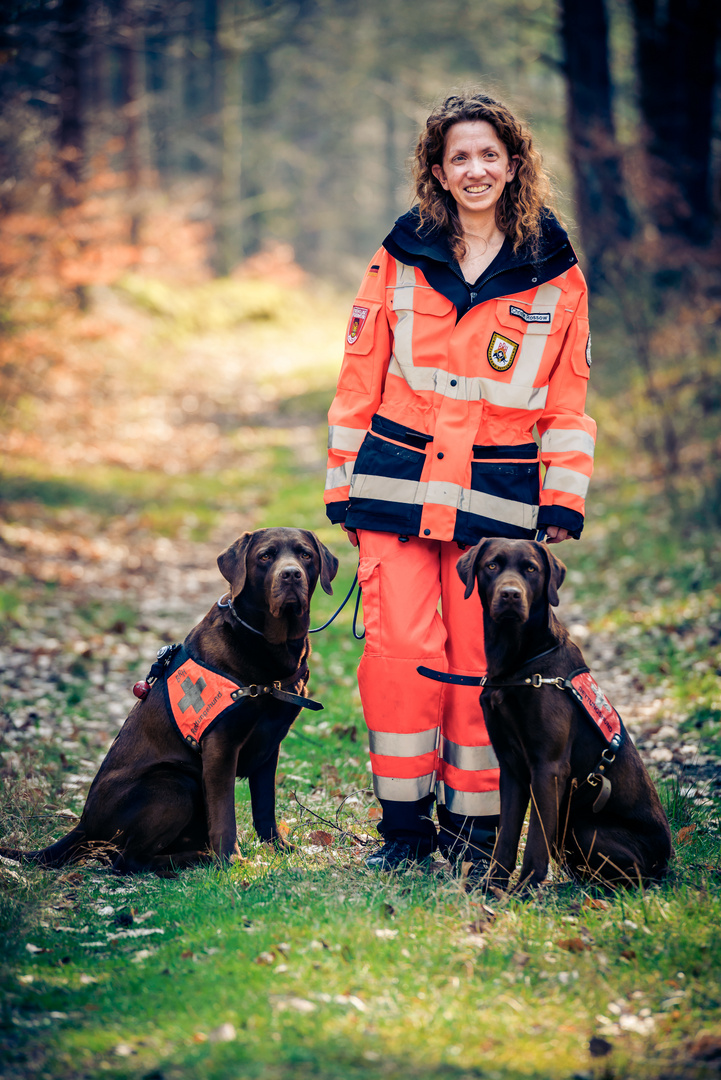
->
<box><xmin>324</xmin><ymin>91</ymin><xmax>596</xmax><ymax>873</ymax></box>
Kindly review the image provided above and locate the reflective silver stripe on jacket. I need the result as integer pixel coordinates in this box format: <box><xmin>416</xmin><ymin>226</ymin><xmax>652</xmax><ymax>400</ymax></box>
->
<box><xmin>368</xmin><ymin>727</ymin><xmax>439</xmax><ymax>758</ymax></box>
<box><xmin>441</xmin><ymin>738</ymin><xmax>499</xmax><ymax>772</ymax></box>
<box><xmin>509</xmin><ymin>283</ymin><xmax>563</xmax><ymax>387</ymax></box>
<box><xmin>386</xmin><ymin>358</ymin><xmax>549</xmax><ymax>411</ymax></box>
<box><xmin>325</xmin><ymin>461</ymin><xmax>354</xmax><ymax>490</ymax></box>
<box><xmin>328</xmin><ymin>425</ymin><xmax>366</xmax><ymax>452</ymax></box>
<box><xmin>372</xmin><ymin>772</ymin><xmax>435</xmax><ymax>801</ymax></box>
<box><xmin>348</xmin><ymin>474</ymin><xmax>539</xmax><ymax>530</ymax></box>
<box><xmin>540</xmin><ymin>428</ymin><xmax>595</xmax><ymax>459</ymax></box>
<box><xmin>436</xmin><ymin>781</ymin><xmax>501</xmax><ymax>817</ymax></box>
<box><xmin>542</xmin><ymin>464</ymin><xmax>591</xmax><ymax>498</ymax></box>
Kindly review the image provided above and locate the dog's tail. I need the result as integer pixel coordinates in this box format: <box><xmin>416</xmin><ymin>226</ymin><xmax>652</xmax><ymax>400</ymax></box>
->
<box><xmin>0</xmin><ymin>826</ymin><xmax>92</xmax><ymax>869</ymax></box>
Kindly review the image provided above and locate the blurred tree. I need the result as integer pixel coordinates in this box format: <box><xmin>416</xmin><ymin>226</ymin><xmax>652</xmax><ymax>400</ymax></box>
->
<box><xmin>629</xmin><ymin>0</ymin><xmax>718</xmax><ymax>245</ymax></box>
<box><xmin>55</xmin><ymin>0</ymin><xmax>87</xmax><ymax>209</ymax></box>
<box><xmin>559</xmin><ymin>0</ymin><xmax>634</xmax><ymax>276</ymax></box>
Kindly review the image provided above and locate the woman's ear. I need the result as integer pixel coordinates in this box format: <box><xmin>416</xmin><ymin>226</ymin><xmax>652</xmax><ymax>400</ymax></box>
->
<box><xmin>432</xmin><ymin>163</ymin><xmax>449</xmax><ymax>190</ymax></box>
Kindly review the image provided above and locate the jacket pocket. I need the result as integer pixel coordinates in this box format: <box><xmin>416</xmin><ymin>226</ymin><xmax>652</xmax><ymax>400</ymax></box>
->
<box><xmin>467</xmin><ymin>446</ymin><xmax>540</xmax><ymax>536</ymax></box>
<box><xmin>347</xmin><ymin>432</ymin><xmax>425</xmax><ymax>533</ymax></box>
<box><xmin>356</xmin><ymin>556</ymin><xmax>382</xmax><ymax>655</ymax></box>
<box><xmin>493</xmin><ymin>297</ymin><xmax>565</xmax><ymax>337</ymax></box>
<box><xmin>336</xmin><ymin>302</ymin><xmax>383</xmax><ymax>393</ymax></box>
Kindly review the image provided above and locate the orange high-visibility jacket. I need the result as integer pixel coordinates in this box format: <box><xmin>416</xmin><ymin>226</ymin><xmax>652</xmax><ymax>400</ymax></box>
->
<box><xmin>325</xmin><ymin>210</ymin><xmax>596</xmax><ymax>543</ymax></box>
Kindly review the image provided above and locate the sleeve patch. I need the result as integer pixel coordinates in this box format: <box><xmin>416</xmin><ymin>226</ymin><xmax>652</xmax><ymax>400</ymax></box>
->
<box><xmin>347</xmin><ymin>306</ymin><xmax>370</xmax><ymax>345</ymax></box>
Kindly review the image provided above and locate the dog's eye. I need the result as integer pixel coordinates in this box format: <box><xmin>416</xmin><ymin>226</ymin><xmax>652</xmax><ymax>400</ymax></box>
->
<box><xmin>299</xmin><ymin>551</ymin><xmax>312</xmax><ymax>560</ymax></box>
<box><xmin>525</xmin><ymin>564</ymin><xmax>537</xmax><ymax>573</ymax></box>
<box><xmin>486</xmin><ymin>562</ymin><xmax>497</xmax><ymax>571</ymax></box>
<box><xmin>258</xmin><ymin>551</ymin><xmax>273</xmax><ymax>561</ymax></box>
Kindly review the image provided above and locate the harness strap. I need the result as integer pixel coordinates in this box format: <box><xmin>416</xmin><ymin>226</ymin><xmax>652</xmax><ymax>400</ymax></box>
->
<box><xmin>230</xmin><ymin>680</ymin><xmax>323</xmax><ymax>710</ymax></box>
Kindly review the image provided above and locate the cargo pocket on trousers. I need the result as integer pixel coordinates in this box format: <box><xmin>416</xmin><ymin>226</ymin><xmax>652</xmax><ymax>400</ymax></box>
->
<box><xmin>357</xmin><ymin>556</ymin><xmax>382</xmax><ymax>655</ymax></box>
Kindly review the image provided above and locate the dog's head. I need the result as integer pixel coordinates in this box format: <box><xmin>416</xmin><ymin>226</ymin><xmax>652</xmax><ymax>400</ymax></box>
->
<box><xmin>456</xmin><ymin>538</ymin><xmax>566</xmax><ymax>624</ymax></box>
<box><xmin>217</xmin><ymin>528</ymin><xmax>338</xmax><ymax>638</ymax></box>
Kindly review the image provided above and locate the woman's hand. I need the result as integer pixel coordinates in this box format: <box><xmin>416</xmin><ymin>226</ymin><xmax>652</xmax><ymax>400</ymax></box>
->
<box><xmin>545</xmin><ymin>526</ymin><xmax>569</xmax><ymax>544</ymax></box>
<box><xmin>341</xmin><ymin>524</ymin><xmax>359</xmax><ymax>548</ymax></box>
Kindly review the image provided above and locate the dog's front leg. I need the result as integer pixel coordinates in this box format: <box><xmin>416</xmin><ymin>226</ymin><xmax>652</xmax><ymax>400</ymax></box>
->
<box><xmin>518</xmin><ymin>762</ymin><xmax>569</xmax><ymax>887</ymax></box>
<box><xmin>492</xmin><ymin>770</ymin><xmax>530</xmax><ymax>890</ymax></box>
<box><xmin>201</xmin><ymin>737</ymin><xmax>242</xmax><ymax>862</ymax></box>
<box><xmin>248</xmin><ymin>745</ymin><xmax>290</xmax><ymax>848</ymax></box>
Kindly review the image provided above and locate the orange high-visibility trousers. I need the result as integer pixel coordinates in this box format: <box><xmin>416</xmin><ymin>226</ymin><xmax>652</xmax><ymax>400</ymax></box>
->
<box><xmin>356</xmin><ymin>529</ymin><xmax>500</xmax><ymax>818</ymax></box>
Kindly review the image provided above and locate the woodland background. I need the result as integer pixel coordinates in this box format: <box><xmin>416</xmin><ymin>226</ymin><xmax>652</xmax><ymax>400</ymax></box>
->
<box><xmin>1</xmin><ymin>3</ymin><xmax>721</xmax><ymax>1080</ymax></box>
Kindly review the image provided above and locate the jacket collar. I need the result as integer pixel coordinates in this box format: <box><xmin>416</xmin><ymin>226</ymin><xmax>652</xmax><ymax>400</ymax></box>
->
<box><xmin>382</xmin><ymin>207</ymin><xmax>578</xmax><ymax>316</ymax></box>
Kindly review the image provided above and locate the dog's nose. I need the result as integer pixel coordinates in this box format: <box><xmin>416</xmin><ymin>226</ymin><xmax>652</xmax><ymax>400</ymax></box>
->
<box><xmin>279</xmin><ymin>564</ymin><xmax>303</xmax><ymax>582</ymax></box>
<box><xmin>499</xmin><ymin>585</ymin><xmax>522</xmax><ymax>603</ymax></box>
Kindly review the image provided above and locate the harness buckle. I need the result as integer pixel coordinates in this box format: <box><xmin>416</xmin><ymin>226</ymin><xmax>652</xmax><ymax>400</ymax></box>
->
<box><xmin>531</xmin><ymin>673</ymin><xmax>543</xmax><ymax>688</ymax></box>
<box><xmin>247</xmin><ymin>684</ymin><xmax>260</xmax><ymax>698</ymax></box>
<box><xmin>600</xmin><ymin>748</ymin><xmax>616</xmax><ymax>764</ymax></box>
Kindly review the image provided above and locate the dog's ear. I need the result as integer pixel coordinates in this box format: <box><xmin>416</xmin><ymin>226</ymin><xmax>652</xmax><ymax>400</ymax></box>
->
<box><xmin>302</xmin><ymin>531</ymin><xmax>339</xmax><ymax>595</ymax></box>
<box><xmin>456</xmin><ymin>539</ymin><xmax>491</xmax><ymax>600</ymax></box>
<box><xmin>536</xmin><ymin>542</ymin><xmax>567</xmax><ymax>607</ymax></box>
<box><xmin>217</xmin><ymin>532</ymin><xmax>254</xmax><ymax>596</ymax></box>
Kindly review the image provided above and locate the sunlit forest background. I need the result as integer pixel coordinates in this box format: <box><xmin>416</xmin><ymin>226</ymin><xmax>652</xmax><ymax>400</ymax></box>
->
<box><xmin>1</xmin><ymin>0</ymin><xmax>719</xmax><ymax>525</ymax></box>
<box><xmin>1</xmin><ymin>6</ymin><xmax>721</xmax><ymax>1078</ymax></box>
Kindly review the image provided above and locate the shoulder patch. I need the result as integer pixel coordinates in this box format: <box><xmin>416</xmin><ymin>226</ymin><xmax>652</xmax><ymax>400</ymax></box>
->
<box><xmin>487</xmin><ymin>331</ymin><xmax>519</xmax><ymax>372</ymax></box>
<box><xmin>509</xmin><ymin>304</ymin><xmax>551</xmax><ymax>324</ymax></box>
<box><xmin>586</xmin><ymin>332</ymin><xmax>592</xmax><ymax>367</ymax></box>
<box><xmin>347</xmin><ymin>305</ymin><xmax>370</xmax><ymax>345</ymax></box>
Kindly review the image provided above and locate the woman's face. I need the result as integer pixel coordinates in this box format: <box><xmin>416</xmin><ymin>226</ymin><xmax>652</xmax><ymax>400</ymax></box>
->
<box><xmin>431</xmin><ymin>120</ymin><xmax>517</xmax><ymax>221</ymax></box>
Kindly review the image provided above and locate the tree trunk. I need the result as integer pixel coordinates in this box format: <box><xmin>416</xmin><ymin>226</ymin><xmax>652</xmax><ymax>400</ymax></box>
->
<box><xmin>119</xmin><ymin>0</ymin><xmax>144</xmax><ymax>245</ymax></box>
<box><xmin>55</xmin><ymin>0</ymin><xmax>86</xmax><ymax>209</ymax></box>
<box><xmin>559</xmin><ymin>0</ymin><xmax>635</xmax><ymax>274</ymax></box>
<box><xmin>630</xmin><ymin>0</ymin><xmax>718</xmax><ymax>244</ymax></box>
<box><xmin>215</xmin><ymin>0</ymin><xmax>243</xmax><ymax>275</ymax></box>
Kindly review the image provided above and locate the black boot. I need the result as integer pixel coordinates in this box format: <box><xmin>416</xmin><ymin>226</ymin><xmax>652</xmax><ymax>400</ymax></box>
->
<box><xmin>437</xmin><ymin>806</ymin><xmax>499</xmax><ymax>884</ymax></box>
<box><xmin>365</xmin><ymin>797</ymin><xmax>436</xmax><ymax>870</ymax></box>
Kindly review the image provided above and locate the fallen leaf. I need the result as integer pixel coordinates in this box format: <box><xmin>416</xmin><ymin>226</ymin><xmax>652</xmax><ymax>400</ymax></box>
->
<box><xmin>277</xmin><ymin>820</ymin><xmax>290</xmax><ymax>839</ymax></box>
<box><xmin>620</xmin><ymin>949</ymin><xmax>636</xmax><ymax>960</ymax></box>
<box><xmin>583</xmin><ymin>897</ymin><xmax>611</xmax><ymax>911</ymax></box>
<box><xmin>373</xmin><ymin>928</ymin><xmax>398</xmax><ymax>940</ymax></box>
<box><xmin>676</xmin><ymin>825</ymin><xmax>696</xmax><ymax>845</ymax></box>
<box><xmin>367</xmin><ymin>807</ymin><xmax>382</xmax><ymax>820</ymax></box>
<box><xmin>556</xmin><ymin>937</ymin><xmax>589</xmax><ymax>954</ymax></box>
<box><xmin>180</xmin><ymin>950</ymin><xmax>194</xmax><ymax>959</ymax></box>
<box><xmin>308</xmin><ymin>830</ymin><xmax>334</xmax><ymax>847</ymax></box>
<box><xmin>193</xmin><ymin>1032</ymin><xmax>208</xmax><ymax>1043</ymax></box>
<box><xmin>256</xmin><ymin>951</ymin><xmax>275</xmax><ymax>965</ymax></box>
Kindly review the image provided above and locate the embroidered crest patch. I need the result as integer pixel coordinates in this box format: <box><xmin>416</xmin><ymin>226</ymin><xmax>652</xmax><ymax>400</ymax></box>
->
<box><xmin>509</xmin><ymin>305</ymin><xmax>551</xmax><ymax>324</ymax></box>
<box><xmin>347</xmin><ymin>305</ymin><xmax>370</xmax><ymax>345</ymax></box>
<box><xmin>487</xmin><ymin>332</ymin><xmax>519</xmax><ymax>371</ymax></box>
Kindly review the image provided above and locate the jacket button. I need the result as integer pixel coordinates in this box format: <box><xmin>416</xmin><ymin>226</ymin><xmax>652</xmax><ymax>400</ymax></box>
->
<box><xmin>437</xmin><ymin>452</ymin><xmax>444</xmax><ymax>459</ymax></box>
<box><xmin>450</xmin><ymin>379</ymin><xmax>457</xmax><ymax>387</ymax></box>
<box><xmin>423</xmin><ymin>528</ymin><xmax>431</xmax><ymax>536</ymax></box>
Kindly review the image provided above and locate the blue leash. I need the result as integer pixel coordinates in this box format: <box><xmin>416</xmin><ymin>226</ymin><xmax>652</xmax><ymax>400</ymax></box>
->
<box><xmin>309</xmin><ymin>571</ymin><xmax>365</xmax><ymax>639</ymax></box>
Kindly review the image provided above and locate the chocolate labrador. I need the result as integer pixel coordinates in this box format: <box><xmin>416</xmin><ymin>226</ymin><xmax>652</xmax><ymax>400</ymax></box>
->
<box><xmin>1</xmin><ymin>528</ymin><xmax>338</xmax><ymax>873</ymax></box>
<box><xmin>455</xmin><ymin>538</ymin><xmax>671</xmax><ymax>890</ymax></box>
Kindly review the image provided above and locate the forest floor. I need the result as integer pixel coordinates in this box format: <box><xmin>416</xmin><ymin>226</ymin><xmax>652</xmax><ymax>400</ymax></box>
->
<box><xmin>1</xmin><ymin>272</ymin><xmax>720</xmax><ymax>1079</ymax></box>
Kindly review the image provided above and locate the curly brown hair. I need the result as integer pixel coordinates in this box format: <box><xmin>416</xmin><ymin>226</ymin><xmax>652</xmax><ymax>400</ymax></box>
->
<box><xmin>412</xmin><ymin>91</ymin><xmax>554</xmax><ymax>260</ymax></box>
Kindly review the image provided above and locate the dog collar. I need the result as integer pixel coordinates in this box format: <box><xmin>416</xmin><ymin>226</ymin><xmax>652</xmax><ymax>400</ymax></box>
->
<box><xmin>217</xmin><ymin>594</ymin><xmax>265</xmax><ymax>637</ymax></box>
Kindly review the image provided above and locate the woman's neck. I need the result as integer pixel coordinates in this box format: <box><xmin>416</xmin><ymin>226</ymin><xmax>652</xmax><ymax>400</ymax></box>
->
<box><xmin>456</xmin><ymin>208</ymin><xmax>506</xmax><ymax>283</ymax></box>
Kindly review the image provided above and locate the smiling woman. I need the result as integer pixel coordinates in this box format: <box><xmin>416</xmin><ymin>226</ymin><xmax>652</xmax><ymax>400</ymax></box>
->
<box><xmin>323</xmin><ymin>90</ymin><xmax>597</xmax><ymax>877</ymax></box>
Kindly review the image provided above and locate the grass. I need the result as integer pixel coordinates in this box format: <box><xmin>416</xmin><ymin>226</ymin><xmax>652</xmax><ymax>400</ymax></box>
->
<box><xmin>1</xmin><ymin>274</ymin><xmax>720</xmax><ymax>1079</ymax></box>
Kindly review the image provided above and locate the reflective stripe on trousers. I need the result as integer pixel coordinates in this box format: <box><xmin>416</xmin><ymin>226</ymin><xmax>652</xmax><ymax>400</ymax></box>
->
<box><xmin>356</xmin><ymin>529</ymin><xmax>500</xmax><ymax>816</ymax></box>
